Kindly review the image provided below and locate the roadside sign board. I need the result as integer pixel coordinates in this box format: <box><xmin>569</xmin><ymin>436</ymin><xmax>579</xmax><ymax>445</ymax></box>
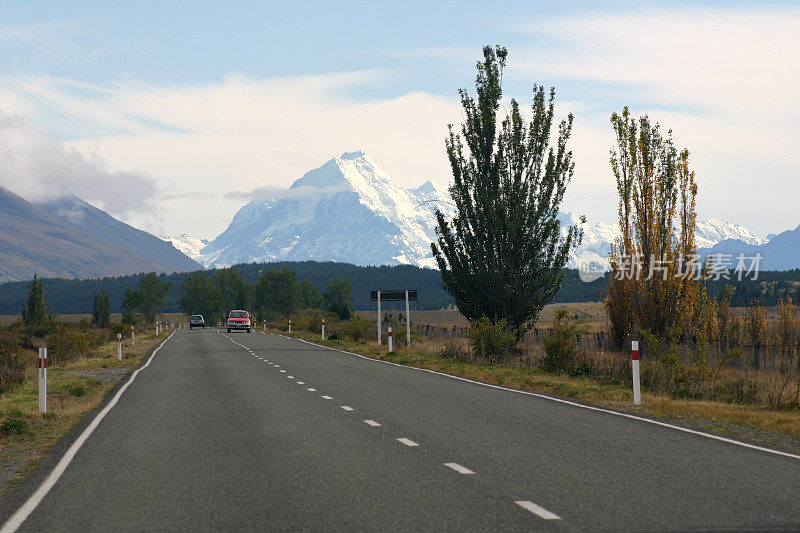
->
<box><xmin>371</xmin><ymin>290</ymin><xmax>417</xmax><ymax>302</ymax></box>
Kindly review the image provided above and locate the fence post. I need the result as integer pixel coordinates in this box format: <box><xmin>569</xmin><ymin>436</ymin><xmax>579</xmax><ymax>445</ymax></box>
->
<box><xmin>117</xmin><ymin>333</ymin><xmax>122</xmax><ymax>361</ymax></box>
<box><xmin>632</xmin><ymin>340</ymin><xmax>641</xmax><ymax>405</ymax></box>
<box><xmin>39</xmin><ymin>347</ymin><xmax>47</xmax><ymax>414</ymax></box>
<box><xmin>388</xmin><ymin>326</ymin><xmax>393</xmax><ymax>352</ymax></box>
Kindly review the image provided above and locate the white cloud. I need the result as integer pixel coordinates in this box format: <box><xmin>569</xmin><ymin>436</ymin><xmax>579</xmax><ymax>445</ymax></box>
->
<box><xmin>514</xmin><ymin>7</ymin><xmax>800</xmax><ymax>235</ymax></box>
<box><xmin>1</xmin><ymin>71</ymin><xmax>462</xmax><ymax>239</ymax></box>
<box><xmin>0</xmin><ymin>113</ymin><xmax>157</xmax><ymax>216</ymax></box>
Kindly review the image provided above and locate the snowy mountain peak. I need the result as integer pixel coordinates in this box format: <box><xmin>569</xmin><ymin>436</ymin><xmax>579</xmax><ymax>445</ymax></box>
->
<box><xmin>192</xmin><ymin>151</ymin><xmax>768</xmax><ymax>271</ymax></box>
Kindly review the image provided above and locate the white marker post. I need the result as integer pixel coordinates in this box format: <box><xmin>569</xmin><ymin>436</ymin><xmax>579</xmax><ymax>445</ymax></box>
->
<box><xmin>405</xmin><ymin>289</ymin><xmax>411</xmax><ymax>348</ymax></box>
<box><xmin>131</xmin><ymin>325</ymin><xmax>135</xmax><ymax>346</ymax></box>
<box><xmin>288</xmin><ymin>319</ymin><xmax>292</xmax><ymax>333</ymax></box>
<box><xmin>388</xmin><ymin>326</ymin><xmax>393</xmax><ymax>352</ymax></box>
<box><xmin>117</xmin><ymin>334</ymin><xmax>122</xmax><ymax>361</ymax></box>
<box><xmin>38</xmin><ymin>347</ymin><xmax>47</xmax><ymax>414</ymax></box>
<box><xmin>321</xmin><ymin>318</ymin><xmax>325</xmax><ymax>340</ymax></box>
<box><xmin>263</xmin><ymin>320</ymin><xmax>266</xmax><ymax>332</ymax></box>
<box><xmin>377</xmin><ymin>290</ymin><xmax>382</xmax><ymax>345</ymax></box>
<box><xmin>632</xmin><ymin>340</ymin><xmax>641</xmax><ymax>405</ymax></box>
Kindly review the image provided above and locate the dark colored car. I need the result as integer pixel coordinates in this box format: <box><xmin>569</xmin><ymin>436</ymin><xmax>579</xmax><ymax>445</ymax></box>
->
<box><xmin>226</xmin><ymin>310</ymin><xmax>251</xmax><ymax>333</ymax></box>
<box><xmin>189</xmin><ymin>315</ymin><xmax>205</xmax><ymax>329</ymax></box>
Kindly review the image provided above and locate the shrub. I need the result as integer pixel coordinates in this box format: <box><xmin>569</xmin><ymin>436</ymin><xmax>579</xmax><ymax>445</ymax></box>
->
<box><xmin>307</xmin><ymin>313</ymin><xmax>323</xmax><ymax>333</ymax></box>
<box><xmin>46</xmin><ymin>326</ymin><xmax>105</xmax><ymax>365</ymax></box>
<box><xmin>0</xmin><ymin>409</ymin><xmax>28</xmax><ymax>436</ymax></box>
<box><xmin>540</xmin><ymin>308</ymin><xmax>586</xmax><ymax>374</ymax></box>
<box><xmin>108</xmin><ymin>323</ymin><xmax>130</xmax><ymax>339</ymax></box>
<box><xmin>0</xmin><ymin>340</ymin><xmax>26</xmax><ymax>392</ymax></box>
<box><xmin>469</xmin><ymin>318</ymin><xmax>515</xmax><ymax>361</ymax></box>
<box><xmin>341</xmin><ymin>316</ymin><xmax>374</xmax><ymax>343</ymax></box>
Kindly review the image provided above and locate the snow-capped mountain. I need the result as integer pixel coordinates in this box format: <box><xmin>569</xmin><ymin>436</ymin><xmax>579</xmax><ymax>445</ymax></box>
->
<box><xmin>694</xmin><ymin>218</ymin><xmax>767</xmax><ymax>248</ymax></box>
<box><xmin>194</xmin><ymin>150</ymin><xmax>767</xmax><ymax>270</ymax></box>
<box><xmin>160</xmin><ymin>234</ymin><xmax>209</xmax><ymax>260</ymax></box>
<box><xmin>199</xmin><ymin>150</ymin><xmax>453</xmax><ymax>269</ymax></box>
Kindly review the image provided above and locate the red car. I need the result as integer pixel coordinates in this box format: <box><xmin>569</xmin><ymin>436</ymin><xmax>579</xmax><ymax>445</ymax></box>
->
<box><xmin>226</xmin><ymin>310</ymin><xmax>251</xmax><ymax>333</ymax></box>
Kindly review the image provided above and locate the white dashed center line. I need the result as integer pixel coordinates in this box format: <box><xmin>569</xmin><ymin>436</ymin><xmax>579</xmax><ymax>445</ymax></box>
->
<box><xmin>287</xmin><ymin>376</ymin><xmax>294</xmax><ymax>379</ymax></box>
<box><xmin>397</xmin><ymin>438</ymin><xmax>419</xmax><ymax>447</ymax></box>
<box><xmin>280</xmin><ymin>370</ymin><xmax>287</xmax><ymax>373</ymax></box>
<box><xmin>340</xmin><ymin>406</ymin><xmax>354</xmax><ymax>411</ymax></box>
<box><xmin>444</xmin><ymin>463</ymin><xmax>475</xmax><ymax>475</ymax></box>
<box><xmin>321</xmin><ymin>395</ymin><xmax>333</xmax><ymax>400</ymax></box>
<box><xmin>297</xmin><ymin>381</ymin><xmax>305</xmax><ymax>385</ymax></box>
<box><xmin>515</xmin><ymin>501</ymin><xmax>560</xmax><ymax>520</ymax></box>
<box><xmin>364</xmin><ymin>420</ymin><xmax>381</xmax><ymax>427</ymax></box>
<box><xmin>307</xmin><ymin>388</ymin><xmax>316</xmax><ymax>392</ymax></box>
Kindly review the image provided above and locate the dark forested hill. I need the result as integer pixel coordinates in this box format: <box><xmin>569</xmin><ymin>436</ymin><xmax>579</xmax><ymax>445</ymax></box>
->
<box><xmin>0</xmin><ymin>261</ymin><xmax>609</xmax><ymax>315</ymax></box>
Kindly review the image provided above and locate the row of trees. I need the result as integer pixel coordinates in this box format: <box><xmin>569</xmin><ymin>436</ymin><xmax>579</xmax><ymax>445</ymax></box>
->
<box><xmin>432</xmin><ymin>45</ymin><xmax>721</xmax><ymax>359</ymax></box>
<box><xmin>179</xmin><ymin>268</ymin><xmax>354</xmax><ymax>323</ymax></box>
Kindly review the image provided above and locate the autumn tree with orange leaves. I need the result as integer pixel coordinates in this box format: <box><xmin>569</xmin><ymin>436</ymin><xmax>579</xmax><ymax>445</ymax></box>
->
<box><xmin>604</xmin><ymin>107</ymin><xmax>706</xmax><ymax>352</ymax></box>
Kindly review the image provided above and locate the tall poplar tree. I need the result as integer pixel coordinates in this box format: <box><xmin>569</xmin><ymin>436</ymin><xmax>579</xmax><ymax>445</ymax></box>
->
<box><xmin>92</xmin><ymin>288</ymin><xmax>110</xmax><ymax>327</ymax></box>
<box><xmin>432</xmin><ymin>46</ymin><xmax>582</xmax><ymax>339</ymax></box>
<box><xmin>604</xmin><ymin>107</ymin><xmax>704</xmax><ymax>349</ymax></box>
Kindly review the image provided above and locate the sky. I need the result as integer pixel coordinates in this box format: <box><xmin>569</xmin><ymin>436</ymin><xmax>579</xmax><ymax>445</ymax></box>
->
<box><xmin>0</xmin><ymin>1</ymin><xmax>798</xmax><ymax>240</ymax></box>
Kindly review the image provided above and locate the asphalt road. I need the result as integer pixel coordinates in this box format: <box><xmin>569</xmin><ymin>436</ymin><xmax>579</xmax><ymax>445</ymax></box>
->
<box><xmin>3</xmin><ymin>328</ymin><xmax>800</xmax><ymax>531</ymax></box>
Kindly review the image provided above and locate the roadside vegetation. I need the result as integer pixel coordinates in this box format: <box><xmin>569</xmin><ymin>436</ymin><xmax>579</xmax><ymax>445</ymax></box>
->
<box><xmin>0</xmin><ymin>276</ymin><xmax>171</xmax><ymax>501</ymax></box>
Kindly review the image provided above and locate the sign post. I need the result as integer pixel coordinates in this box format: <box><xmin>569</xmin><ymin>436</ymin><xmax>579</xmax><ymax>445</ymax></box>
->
<box><xmin>38</xmin><ymin>348</ymin><xmax>47</xmax><ymax>414</ymax></box>
<box><xmin>371</xmin><ymin>290</ymin><xmax>417</xmax><ymax>348</ymax></box>
<box><xmin>405</xmin><ymin>290</ymin><xmax>411</xmax><ymax>348</ymax></box>
<box><xmin>632</xmin><ymin>340</ymin><xmax>641</xmax><ymax>405</ymax></box>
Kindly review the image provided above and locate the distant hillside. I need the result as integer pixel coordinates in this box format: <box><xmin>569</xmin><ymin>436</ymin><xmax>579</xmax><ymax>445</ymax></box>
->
<box><xmin>0</xmin><ymin>261</ymin><xmax>608</xmax><ymax>315</ymax></box>
<box><xmin>0</xmin><ymin>186</ymin><xmax>187</xmax><ymax>283</ymax></box>
<box><xmin>36</xmin><ymin>193</ymin><xmax>201</xmax><ymax>272</ymax></box>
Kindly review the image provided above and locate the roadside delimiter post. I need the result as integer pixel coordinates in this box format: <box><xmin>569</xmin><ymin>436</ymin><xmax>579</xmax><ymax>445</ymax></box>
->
<box><xmin>632</xmin><ymin>340</ymin><xmax>641</xmax><ymax>405</ymax></box>
<box><xmin>321</xmin><ymin>318</ymin><xmax>325</xmax><ymax>340</ymax></box>
<box><xmin>405</xmin><ymin>289</ymin><xmax>411</xmax><ymax>348</ymax></box>
<box><xmin>131</xmin><ymin>325</ymin><xmax>135</xmax><ymax>346</ymax></box>
<box><xmin>117</xmin><ymin>333</ymin><xmax>122</xmax><ymax>361</ymax></box>
<box><xmin>288</xmin><ymin>319</ymin><xmax>292</xmax><ymax>333</ymax></box>
<box><xmin>388</xmin><ymin>326</ymin><xmax>393</xmax><ymax>352</ymax></box>
<box><xmin>38</xmin><ymin>348</ymin><xmax>47</xmax><ymax>414</ymax></box>
<box><xmin>377</xmin><ymin>290</ymin><xmax>382</xmax><ymax>344</ymax></box>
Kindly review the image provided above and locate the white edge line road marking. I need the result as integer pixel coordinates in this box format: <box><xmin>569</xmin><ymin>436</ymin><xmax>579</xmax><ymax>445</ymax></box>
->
<box><xmin>364</xmin><ymin>420</ymin><xmax>381</xmax><ymax>427</ymax></box>
<box><xmin>289</xmin><ymin>337</ymin><xmax>800</xmax><ymax>461</ymax></box>
<box><xmin>321</xmin><ymin>395</ymin><xmax>333</xmax><ymax>400</ymax></box>
<box><xmin>515</xmin><ymin>501</ymin><xmax>560</xmax><ymax>520</ymax></box>
<box><xmin>444</xmin><ymin>462</ymin><xmax>475</xmax><ymax>475</ymax></box>
<box><xmin>307</xmin><ymin>388</ymin><xmax>316</xmax><ymax>392</ymax></box>
<box><xmin>341</xmin><ymin>406</ymin><xmax>354</xmax><ymax>411</ymax></box>
<box><xmin>397</xmin><ymin>438</ymin><xmax>419</xmax><ymax>447</ymax></box>
<box><xmin>0</xmin><ymin>332</ymin><xmax>177</xmax><ymax>533</ymax></box>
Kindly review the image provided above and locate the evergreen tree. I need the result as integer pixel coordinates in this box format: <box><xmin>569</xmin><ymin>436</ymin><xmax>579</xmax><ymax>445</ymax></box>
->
<box><xmin>252</xmin><ymin>268</ymin><xmax>300</xmax><ymax>321</ymax></box>
<box><xmin>212</xmin><ymin>269</ymin><xmax>248</xmax><ymax>319</ymax></box>
<box><xmin>92</xmin><ymin>288</ymin><xmax>110</xmax><ymax>327</ymax></box>
<box><xmin>432</xmin><ymin>45</ymin><xmax>582</xmax><ymax>340</ymax></box>
<box><xmin>323</xmin><ymin>278</ymin><xmax>354</xmax><ymax>320</ymax></box>
<box><xmin>122</xmin><ymin>273</ymin><xmax>172</xmax><ymax>324</ymax></box>
<box><xmin>299</xmin><ymin>277</ymin><xmax>321</xmax><ymax>308</ymax></box>
<box><xmin>23</xmin><ymin>274</ymin><xmax>46</xmax><ymax>325</ymax></box>
<box><xmin>180</xmin><ymin>271</ymin><xmax>220</xmax><ymax>319</ymax></box>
